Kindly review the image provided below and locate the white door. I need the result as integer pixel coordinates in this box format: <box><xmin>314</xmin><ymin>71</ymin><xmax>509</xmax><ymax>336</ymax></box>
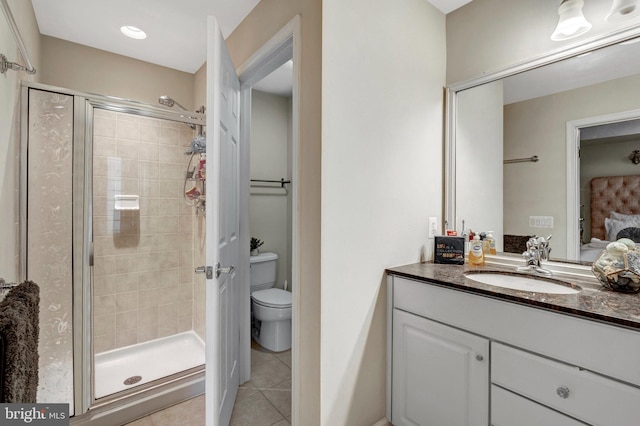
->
<box><xmin>205</xmin><ymin>16</ymin><xmax>241</xmax><ymax>426</ymax></box>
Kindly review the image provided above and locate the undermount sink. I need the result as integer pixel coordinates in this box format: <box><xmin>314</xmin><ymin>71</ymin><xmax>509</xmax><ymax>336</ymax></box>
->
<box><xmin>464</xmin><ymin>272</ymin><xmax>581</xmax><ymax>294</ymax></box>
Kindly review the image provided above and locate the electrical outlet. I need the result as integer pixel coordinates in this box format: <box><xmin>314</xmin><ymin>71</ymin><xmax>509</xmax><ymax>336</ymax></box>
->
<box><xmin>529</xmin><ymin>215</ymin><xmax>554</xmax><ymax>228</ymax></box>
<box><xmin>428</xmin><ymin>217</ymin><xmax>438</xmax><ymax>238</ymax></box>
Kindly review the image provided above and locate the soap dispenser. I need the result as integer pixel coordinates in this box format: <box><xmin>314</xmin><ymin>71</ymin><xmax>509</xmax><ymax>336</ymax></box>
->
<box><xmin>468</xmin><ymin>235</ymin><xmax>485</xmax><ymax>266</ymax></box>
<box><xmin>486</xmin><ymin>231</ymin><xmax>497</xmax><ymax>255</ymax></box>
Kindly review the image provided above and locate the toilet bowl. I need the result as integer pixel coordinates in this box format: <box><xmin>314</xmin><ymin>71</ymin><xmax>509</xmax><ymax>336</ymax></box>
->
<box><xmin>251</xmin><ymin>288</ymin><xmax>292</xmax><ymax>352</ymax></box>
<box><xmin>250</xmin><ymin>252</ymin><xmax>292</xmax><ymax>352</ymax></box>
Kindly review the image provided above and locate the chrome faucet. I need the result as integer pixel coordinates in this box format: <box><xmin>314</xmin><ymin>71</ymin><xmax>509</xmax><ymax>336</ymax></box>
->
<box><xmin>517</xmin><ymin>235</ymin><xmax>552</xmax><ymax>275</ymax></box>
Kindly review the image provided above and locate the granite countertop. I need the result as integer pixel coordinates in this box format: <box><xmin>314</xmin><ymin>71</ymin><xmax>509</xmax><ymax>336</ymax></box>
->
<box><xmin>386</xmin><ymin>261</ymin><xmax>640</xmax><ymax>330</ymax></box>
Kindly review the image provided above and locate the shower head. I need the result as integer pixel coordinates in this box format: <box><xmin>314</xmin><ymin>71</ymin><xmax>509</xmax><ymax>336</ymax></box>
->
<box><xmin>158</xmin><ymin>95</ymin><xmax>188</xmax><ymax>111</ymax></box>
<box><xmin>158</xmin><ymin>95</ymin><xmax>200</xmax><ymax>130</ymax></box>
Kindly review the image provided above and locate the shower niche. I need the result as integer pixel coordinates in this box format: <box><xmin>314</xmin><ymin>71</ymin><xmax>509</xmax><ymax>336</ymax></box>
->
<box><xmin>22</xmin><ymin>84</ymin><xmax>208</xmax><ymax>422</ymax></box>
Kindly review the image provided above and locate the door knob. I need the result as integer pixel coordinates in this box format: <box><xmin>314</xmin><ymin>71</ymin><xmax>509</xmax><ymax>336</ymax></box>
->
<box><xmin>195</xmin><ymin>266</ymin><xmax>213</xmax><ymax>279</ymax></box>
<box><xmin>215</xmin><ymin>262</ymin><xmax>235</xmax><ymax>278</ymax></box>
<box><xmin>195</xmin><ymin>264</ymin><xmax>235</xmax><ymax>279</ymax></box>
<box><xmin>556</xmin><ymin>386</ymin><xmax>570</xmax><ymax>399</ymax></box>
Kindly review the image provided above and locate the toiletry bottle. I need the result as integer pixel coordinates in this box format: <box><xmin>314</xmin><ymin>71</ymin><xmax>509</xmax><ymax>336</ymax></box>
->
<box><xmin>465</xmin><ymin>229</ymin><xmax>474</xmax><ymax>255</ymax></box>
<box><xmin>486</xmin><ymin>231</ymin><xmax>497</xmax><ymax>255</ymax></box>
<box><xmin>481</xmin><ymin>233</ymin><xmax>490</xmax><ymax>254</ymax></box>
<box><xmin>468</xmin><ymin>235</ymin><xmax>485</xmax><ymax>265</ymax></box>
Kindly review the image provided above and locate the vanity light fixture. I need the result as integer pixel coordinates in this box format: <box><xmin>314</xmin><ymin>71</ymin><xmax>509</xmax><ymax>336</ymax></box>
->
<box><xmin>606</xmin><ymin>0</ymin><xmax>640</xmax><ymax>21</ymax></box>
<box><xmin>120</xmin><ymin>25</ymin><xmax>147</xmax><ymax>40</ymax></box>
<box><xmin>551</xmin><ymin>0</ymin><xmax>592</xmax><ymax>41</ymax></box>
<box><xmin>628</xmin><ymin>149</ymin><xmax>640</xmax><ymax>164</ymax></box>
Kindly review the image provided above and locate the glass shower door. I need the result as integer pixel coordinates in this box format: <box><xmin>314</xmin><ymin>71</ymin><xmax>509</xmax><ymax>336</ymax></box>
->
<box><xmin>90</xmin><ymin>106</ymin><xmax>206</xmax><ymax>400</ymax></box>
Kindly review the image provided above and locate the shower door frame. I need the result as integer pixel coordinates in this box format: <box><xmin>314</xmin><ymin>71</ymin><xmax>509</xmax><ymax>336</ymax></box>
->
<box><xmin>20</xmin><ymin>82</ymin><xmax>206</xmax><ymax>419</ymax></box>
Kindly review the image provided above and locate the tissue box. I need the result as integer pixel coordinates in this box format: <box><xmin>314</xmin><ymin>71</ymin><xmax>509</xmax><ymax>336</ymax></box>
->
<box><xmin>434</xmin><ymin>236</ymin><xmax>465</xmax><ymax>265</ymax></box>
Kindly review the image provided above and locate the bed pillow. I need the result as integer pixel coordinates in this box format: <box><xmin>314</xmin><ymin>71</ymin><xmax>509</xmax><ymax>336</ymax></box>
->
<box><xmin>604</xmin><ymin>217</ymin><xmax>640</xmax><ymax>242</ymax></box>
<box><xmin>616</xmin><ymin>227</ymin><xmax>640</xmax><ymax>243</ymax></box>
<box><xmin>610</xmin><ymin>211</ymin><xmax>640</xmax><ymax>222</ymax></box>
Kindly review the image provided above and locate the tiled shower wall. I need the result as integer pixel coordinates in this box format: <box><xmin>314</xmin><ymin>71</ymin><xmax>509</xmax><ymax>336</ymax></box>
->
<box><xmin>92</xmin><ymin>109</ymin><xmax>200</xmax><ymax>353</ymax></box>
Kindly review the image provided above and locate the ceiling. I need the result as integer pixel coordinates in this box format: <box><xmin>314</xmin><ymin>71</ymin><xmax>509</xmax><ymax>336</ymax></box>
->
<box><xmin>503</xmin><ymin>38</ymin><xmax>640</xmax><ymax>105</ymax></box>
<box><xmin>28</xmin><ymin>0</ymin><xmax>638</xmax><ymax>107</ymax></box>
<box><xmin>31</xmin><ymin>0</ymin><xmax>260</xmax><ymax>74</ymax></box>
<box><xmin>30</xmin><ymin>0</ymin><xmax>473</xmax><ymax>76</ymax></box>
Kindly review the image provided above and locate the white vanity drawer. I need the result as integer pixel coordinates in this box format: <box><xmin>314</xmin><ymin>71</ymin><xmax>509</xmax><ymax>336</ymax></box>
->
<box><xmin>492</xmin><ymin>342</ymin><xmax>640</xmax><ymax>426</ymax></box>
<box><xmin>491</xmin><ymin>385</ymin><xmax>584</xmax><ymax>426</ymax></box>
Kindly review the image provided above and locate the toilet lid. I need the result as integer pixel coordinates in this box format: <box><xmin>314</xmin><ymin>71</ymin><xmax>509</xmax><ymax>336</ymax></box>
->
<box><xmin>251</xmin><ymin>288</ymin><xmax>292</xmax><ymax>308</ymax></box>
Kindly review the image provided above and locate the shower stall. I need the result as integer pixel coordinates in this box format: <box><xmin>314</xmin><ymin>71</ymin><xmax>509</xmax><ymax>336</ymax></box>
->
<box><xmin>21</xmin><ymin>83</ymin><xmax>207</xmax><ymax>423</ymax></box>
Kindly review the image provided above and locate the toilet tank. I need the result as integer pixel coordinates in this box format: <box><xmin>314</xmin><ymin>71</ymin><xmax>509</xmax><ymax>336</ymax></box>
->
<box><xmin>249</xmin><ymin>252</ymin><xmax>278</xmax><ymax>292</ymax></box>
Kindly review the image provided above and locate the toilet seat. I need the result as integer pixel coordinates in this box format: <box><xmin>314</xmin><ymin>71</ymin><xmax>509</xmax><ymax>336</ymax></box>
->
<box><xmin>251</xmin><ymin>288</ymin><xmax>292</xmax><ymax>309</ymax></box>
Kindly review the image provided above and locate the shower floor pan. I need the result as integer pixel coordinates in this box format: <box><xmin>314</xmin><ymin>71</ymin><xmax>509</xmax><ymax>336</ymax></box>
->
<box><xmin>94</xmin><ymin>331</ymin><xmax>205</xmax><ymax>399</ymax></box>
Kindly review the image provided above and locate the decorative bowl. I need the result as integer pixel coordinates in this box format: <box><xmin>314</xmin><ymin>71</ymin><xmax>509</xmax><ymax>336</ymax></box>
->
<box><xmin>592</xmin><ymin>249</ymin><xmax>640</xmax><ymax>293</ymax></box>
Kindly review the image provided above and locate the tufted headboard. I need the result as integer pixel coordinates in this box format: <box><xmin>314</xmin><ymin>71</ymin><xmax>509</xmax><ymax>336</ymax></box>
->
<box><xmin>590</xmin><ymin>175</ymin><xmax>640</xmax><ymax>240</ymax></box>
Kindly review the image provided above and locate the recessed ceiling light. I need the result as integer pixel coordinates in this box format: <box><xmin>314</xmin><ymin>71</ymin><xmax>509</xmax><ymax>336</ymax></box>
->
<box><xmin>120</xmin><ymin>26</ymin><xmax>147</xmax><ymax>40</ymax></box>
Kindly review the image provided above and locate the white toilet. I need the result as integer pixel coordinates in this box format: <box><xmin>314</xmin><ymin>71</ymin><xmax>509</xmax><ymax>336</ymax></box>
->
<box><xmin>250</xmin><ymin>252</ymin><xmax>292</xmax><ymax>352</ymax></box>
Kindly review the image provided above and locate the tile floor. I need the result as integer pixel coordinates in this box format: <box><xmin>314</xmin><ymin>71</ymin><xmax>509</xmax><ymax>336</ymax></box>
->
<box><xmin>126</xmin><ymin>342</ymin><xmax>291</xmax><ymax>426</ymax></box>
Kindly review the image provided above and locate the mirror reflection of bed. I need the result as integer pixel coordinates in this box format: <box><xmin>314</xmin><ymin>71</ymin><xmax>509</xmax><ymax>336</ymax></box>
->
<box><xmin>580</xmin><ymin>175</ymin><xmax>640</xmax><ymax>262</ymax></box>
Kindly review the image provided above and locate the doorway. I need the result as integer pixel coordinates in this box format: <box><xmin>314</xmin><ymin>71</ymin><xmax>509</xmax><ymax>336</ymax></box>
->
<box><xmin>234</xmin><ymin>16</ymin><xmax>300</xmax><ymax>424</ymax></box>
<box><xmin>566</xmin><ymin>108</ymin><xmax>640</xmax><ymax>260</ymax></box>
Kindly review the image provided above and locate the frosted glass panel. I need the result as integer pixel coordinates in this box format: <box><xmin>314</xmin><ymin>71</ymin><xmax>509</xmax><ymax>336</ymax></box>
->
<box><xmin>27</xmin><ymin>89</ymin><xmax>74</xmax><ymax>411</ymax></box>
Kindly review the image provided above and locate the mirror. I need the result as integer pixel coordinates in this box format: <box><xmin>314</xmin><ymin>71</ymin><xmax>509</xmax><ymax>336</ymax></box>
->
<box><xmin>447</xmin><ymin>34</ymin><xmax>640</xmax><ymax>264</ymax></box>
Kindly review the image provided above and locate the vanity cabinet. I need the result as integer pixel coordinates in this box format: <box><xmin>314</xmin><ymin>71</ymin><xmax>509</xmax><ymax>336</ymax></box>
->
<box><xmin>387</xmin><ymin>274</ymin><xmax>640</xmax><ymax>426</ymax></box>
<box><xmin>392</xmin><ymin>309</ymin><xmax>488</xmax><ymax>426</ymax></box>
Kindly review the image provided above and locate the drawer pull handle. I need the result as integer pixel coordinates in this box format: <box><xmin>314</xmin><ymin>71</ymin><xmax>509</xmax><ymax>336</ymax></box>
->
<box><xmin>475</xmin><ymin>354</ymin><xmax>484</xmax><ymax>361</ymax></box>
<box><xmin>556</xmin><ymin>386</ymin><xmax>570</xmax><ymax>399</ymax></box>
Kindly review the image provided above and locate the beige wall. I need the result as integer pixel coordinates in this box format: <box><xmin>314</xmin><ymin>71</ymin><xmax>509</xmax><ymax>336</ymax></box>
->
<box><xmin>322</xmin><ymin>0</ymin><xmax>446</xmax><ymax>424</ymax></box>
<box><xmin>226</xmin><ymin>1</ymin><xmax>322</xmax><ymax>423</ymax></box>
<box><xmin>0</xmin><ymin>0</ymin><xmax>40</xmax><ymax>282</ymax></box>
<box><xmin>194</xmin><ymin>63</ymin><xmax>206</xmax><ymax>111</ymax></box>
<box><xmin>40</xmin><ymin>36</ymin><xmax>195</xmax><ymax>109</ymax></box>
<box><xmin>504</xmin><ymin>73</ymin><xmax>640</xmax><ymax>256</ymax></box>
<box><xmin>250</xmin><ymin>90</ymin><xmax>292</xmax><ymax>290</ymax></box>
<box><xmin>447</xmin><ymin>0</ymin><xmax>640</xmax><ymax>84</ymax></box>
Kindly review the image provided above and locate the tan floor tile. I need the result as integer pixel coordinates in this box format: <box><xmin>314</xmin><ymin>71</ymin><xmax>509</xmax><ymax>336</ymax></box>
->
<box><xmin>274</xmin><ymin>350</ymin><xmax>291</xmax><ymax>368</ymax></box>
<box><xmin>229</xmin><ymin>391</ymin><xmax>284</xmax><ymax>426</ymax></box>
<box><xmin>262</xmin><ymin>388</ymin><xmax>291</xmax><ymax>418</ymax></box>
<box><xmin>125</xmin><ymin>417</ymin><xmax>154</xmax><ymax>426</ymax></box>
<box><xmin>251</xmin><ymin>347</ymin><xmax>277</xmax><ymax>367</ymax></box>
<box><xmin>269</xmin><ymin>379</ymin><xmax>291</xmax><ymax>391</ymax></box>
<box><xmin>243</xmin><ymin>359</ymin><xmax>291</xmax><ymax>390</ymax></box>
<box><xmin>236</xmin><ymin>386</ymin><xmax>261</xmax><ymax>401</ymax></box>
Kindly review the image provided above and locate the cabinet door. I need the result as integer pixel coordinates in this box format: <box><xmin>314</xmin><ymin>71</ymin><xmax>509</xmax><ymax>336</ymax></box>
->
<box><xmin>391</xmin><ymin>309</ymin><xmax>489</xmax><ymax>426</ymax></box>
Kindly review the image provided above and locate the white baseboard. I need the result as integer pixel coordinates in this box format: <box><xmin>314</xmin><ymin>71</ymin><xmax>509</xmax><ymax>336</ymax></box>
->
<box><xmin>372</xmin><ymin>418</ymin><xmax>392</xmax><ymax>426</ymax></box>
